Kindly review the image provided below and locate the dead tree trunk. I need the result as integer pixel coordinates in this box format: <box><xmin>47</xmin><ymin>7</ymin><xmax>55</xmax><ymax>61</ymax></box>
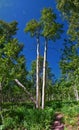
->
<box><xmin>14</xmin><ymin>79</ymin><xmax>36</xmax><ymax>105</ymax></box>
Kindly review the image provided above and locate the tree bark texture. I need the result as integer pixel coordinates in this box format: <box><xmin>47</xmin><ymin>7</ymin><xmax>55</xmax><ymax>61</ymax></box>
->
<box><xmin>36</xmin><ymin>37</ymin><xmax>40</xmax><ymax>108</ymax></box>
<box><xmin>73</xmin><ymin>85</ymin><xmax>79</xmax><ymax>101</ymax></box>
<box><xmin>14</xmin><ymin>79</ymin><xmax>36</xmax><ymax>105</ymax></box>
<box><xmin>42</xmin><ymin>38</ymin><xmax>47</xmax><ymax>109</ymax></box>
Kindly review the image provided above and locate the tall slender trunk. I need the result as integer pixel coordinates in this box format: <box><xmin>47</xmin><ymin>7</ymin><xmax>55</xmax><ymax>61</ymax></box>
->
<box><xmin>36</xmin><ymin>37</ymin><xmax>40</xmax><ymax>108</ymax></box>
<box><xmin>0</xmin><ymin>82</ymin><xmax>4</xmax><ymax>124</ymax></box>
<box><xmin>73</xmin><ymin>84</ymin><xmax>79</xmax><ymax>101</ymax></box>
<box><xmin>42</xmin><ymin>38</ymin><xmax>47</xmax><ymax>109</ymax></box>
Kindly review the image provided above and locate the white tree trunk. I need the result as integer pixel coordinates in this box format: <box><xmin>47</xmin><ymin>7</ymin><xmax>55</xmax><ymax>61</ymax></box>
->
<box><xmin>14</xmin><ymin>79</ymin><xmax>36</xmax><ymax>104</ymax></box>
<box><xmin>42</xmin><ymin>39</ymin><xmax>47</xmax><ymax>109</ymax></box>
<box><xmin>73</xmin><ymin>85</ymin><xmax>79</xmax><ymax>101</ymax></box>
<box><xmin>36</xmin><ymin>37</ymin><xmax>40</xmax><ymax>108</ymax></box>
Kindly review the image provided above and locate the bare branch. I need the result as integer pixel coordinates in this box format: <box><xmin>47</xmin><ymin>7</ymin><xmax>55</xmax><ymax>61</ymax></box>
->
<box><xmin>14</xmin><ymin>79</ymin><xmax>36</xmax><ymax>105</ymax></box>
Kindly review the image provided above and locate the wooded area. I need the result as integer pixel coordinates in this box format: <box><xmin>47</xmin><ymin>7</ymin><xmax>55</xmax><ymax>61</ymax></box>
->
<box><xmin>0</xmin><ymin>0</ymin><xmax>79</xmax><ymax>129</ymax></box>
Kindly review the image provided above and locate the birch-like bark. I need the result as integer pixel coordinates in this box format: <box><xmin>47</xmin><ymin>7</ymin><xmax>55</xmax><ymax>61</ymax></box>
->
<box><xmin>73</xmin><ymin>85</ymin><xmax>79</xmax><ymax>101</ymax></box>
<box><xmin>36</xmin><ymin>37</ymin><xmax>40</xmax><ymax>108</ymax></box>
<box><xmin>14</xmin><ymin>79</ymin><xmax>36</xmax><ymax>104</ymax></box>
<box><xmin>42</xmin><ymin>38</ymin><xmax>47</xmax><ymax>109</ymax></box>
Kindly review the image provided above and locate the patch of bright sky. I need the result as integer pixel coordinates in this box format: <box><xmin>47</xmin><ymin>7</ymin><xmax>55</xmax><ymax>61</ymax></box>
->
<box><xmin>0</xmin><ymin>0</ymin><xmax>68</xmax><ymax>78</ymax></box>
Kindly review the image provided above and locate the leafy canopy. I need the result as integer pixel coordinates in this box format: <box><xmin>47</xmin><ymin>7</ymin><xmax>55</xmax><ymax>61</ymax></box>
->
<box><xmin>40</xmin><ymin>8</ymin><xmax>63</xmax><ymax>40</ymax></box>
<box><xmin>56</xmin><ymin>0</ymin><xmax>79</xmax><ymax>41</ymax></box>
<box><xmin>24</xmin><ymin>19</ymin><xmax>41</xmax><ymax>37</ymax></box>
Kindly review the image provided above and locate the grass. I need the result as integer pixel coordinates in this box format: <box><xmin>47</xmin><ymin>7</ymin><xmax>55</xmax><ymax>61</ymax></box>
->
<box><xmin>0</xmin><ymin>104</ymin><xmax>54</xmax><ymax>130</ymax></box>
<box><xmin>0</xmin><ymin>101</ymin><xmax>79</xmax><ymax>130</ymax></box>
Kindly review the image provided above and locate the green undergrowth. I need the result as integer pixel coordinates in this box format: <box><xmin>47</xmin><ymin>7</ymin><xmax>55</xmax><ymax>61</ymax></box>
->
<box><xmin>0</xmin><ymin>105</ymin><xmax>54</xmax><ymax>130</ymax></box>
<box><xmin>46</xmin><ymin>100</ymin><xmax>79</xmax><ymax>129</ymax></box>
<box><xmin>0</xmin><ymin>101</ymin><xmax>79</xmax><ymax>130</ymax></box>
<box><xmin>61</xmin><ymin>104</ymin><xmax>79</xmax><ymax>128</ymax></box>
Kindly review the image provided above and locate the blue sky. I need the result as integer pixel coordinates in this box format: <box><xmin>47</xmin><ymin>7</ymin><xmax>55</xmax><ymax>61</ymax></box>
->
<box><xmin>0</xmin><ymin>0</ymin><xmax>68</xmax><ymax>78</ymax></box>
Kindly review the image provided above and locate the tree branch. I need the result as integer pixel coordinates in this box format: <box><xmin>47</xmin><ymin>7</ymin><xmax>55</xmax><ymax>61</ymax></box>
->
<box><xmin>14</xmin><ymin>79</ymin><xmax>36</xmax><ymax>105</ymax></box>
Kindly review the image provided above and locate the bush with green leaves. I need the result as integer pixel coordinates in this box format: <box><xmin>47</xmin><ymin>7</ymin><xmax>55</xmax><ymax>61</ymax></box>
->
<box><xmin>1</xmin><ymin>105</ymin><xmax>54</xmax><ymax>130</ymax></box>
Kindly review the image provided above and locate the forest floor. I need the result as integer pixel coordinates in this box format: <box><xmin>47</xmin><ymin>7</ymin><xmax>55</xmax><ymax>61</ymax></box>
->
<box><xmin>1</xmin><ymin>101</ymin><xmax>79</xmax><ymax>130</ymax></box>
<box><xmin>51</xmin><ymin>112</ymin><xmax>79</xmax><ymax>130</ymax></box>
